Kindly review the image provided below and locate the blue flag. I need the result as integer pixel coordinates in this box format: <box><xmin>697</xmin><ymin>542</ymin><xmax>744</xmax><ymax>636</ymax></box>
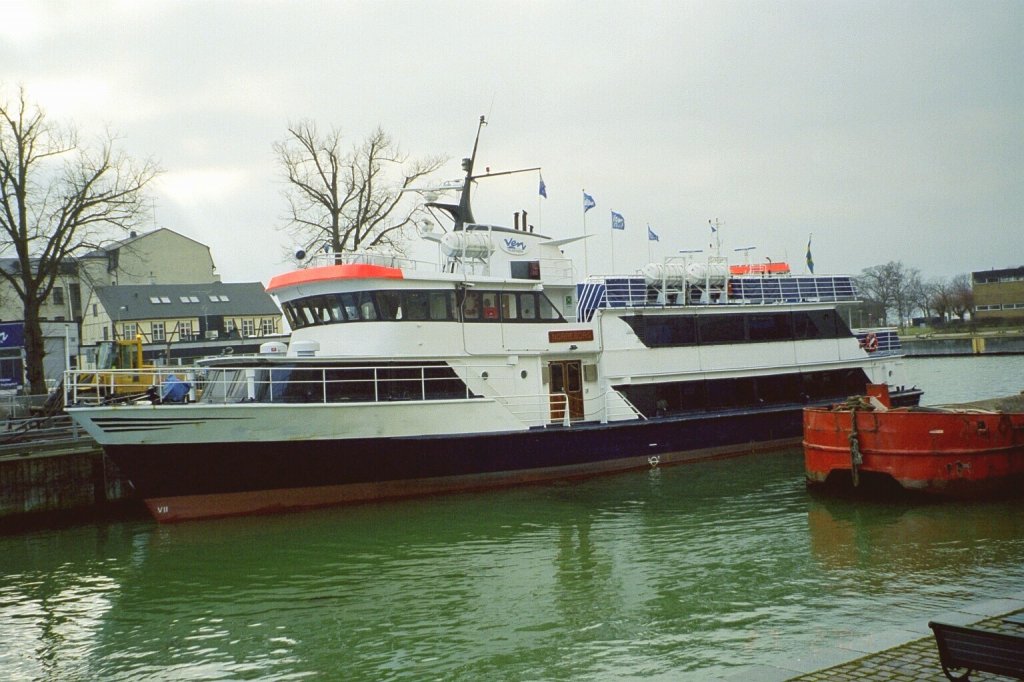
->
<box><xmin>648</xmin><ymin>225</ymin><xmax>659</xmax><ymax>242</ymax></box>
<box><xmin>805</xmin><ymin>236</ymin><xmax>814</xmax><ymax>273</ymax></box>
<box><xmin>539</xmin><ymin>175</ymin><xmax>547</xmax><ymax>198</ymax></box>
<box><xmin>583</xmin><ymin>192</ymin><xmax>596</xmax><ymax>213</ymax></box>
<box><xmin>611</xmin><ymin>211</ymin><xmax>625</xmax><ymax>230</ymax></box>
<box><xmin>709</xmin><ymin>220</ymin><xmax>717</xmax><ymax>233</ymax></box>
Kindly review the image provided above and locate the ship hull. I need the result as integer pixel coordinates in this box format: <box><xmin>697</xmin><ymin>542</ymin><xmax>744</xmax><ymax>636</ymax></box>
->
<box><xmin>91</xmin><ymin>392</ymin><xmax>915</xmax><ymax>522</ymax></box>
<box><xmin>804</xmin><ymin>404</ymin><xmax>1024</xmax><ymax>496</ymax></box>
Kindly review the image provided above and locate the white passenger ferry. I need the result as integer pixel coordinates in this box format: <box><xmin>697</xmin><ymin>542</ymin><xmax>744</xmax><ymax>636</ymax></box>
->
<box><xmin>65</xmin><ymin>118</ymin><xmax>921</xmax><ymax>522</ymax></box>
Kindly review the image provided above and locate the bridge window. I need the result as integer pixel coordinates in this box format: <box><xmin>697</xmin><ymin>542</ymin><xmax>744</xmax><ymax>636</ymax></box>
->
<box><xmin>284</xmin><ymin>289</ymin><xmax>562</xmax><ymax>328</ymax></box>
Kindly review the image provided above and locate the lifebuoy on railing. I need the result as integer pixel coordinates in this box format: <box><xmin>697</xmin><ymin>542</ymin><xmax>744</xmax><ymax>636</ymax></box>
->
<box><xmin>861</xmin><ymin>332</ymin><xmax>879</xmax><ymax>353</ymax></box>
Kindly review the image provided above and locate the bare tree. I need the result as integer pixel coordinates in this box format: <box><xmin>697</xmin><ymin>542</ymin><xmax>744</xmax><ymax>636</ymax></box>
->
<box><xmin>908</xmin><ymin>276</ymin><xmax>935</xmax><ymax>321</ymax></box>
<box><xmin>948</xmin><ymin>273</ymin><xmax>974</xmax><ymax>321</ymax></box>
<box><xmin>856</xmin><ymin>261</ymin><xmax>920</xmax><ymax>328</ymax></box>
<box><xmin>274</xmin><ymin>122</ymin><xmax>445</xmax><ymax>260</ymax></box>
<box><xmin>0</xmin><ymin>87</ymin><xmax>158</xmax><ymax>393</ymax></box>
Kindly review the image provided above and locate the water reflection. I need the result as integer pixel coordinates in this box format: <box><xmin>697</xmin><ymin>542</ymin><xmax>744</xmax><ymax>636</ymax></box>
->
<box><xmin>2</xmin><ymin>449</ymin><xmax>1024</xmax><ymax>681</ymax></box>
<box><xmin>807</xmin><ymin>494</ymin><xmax>1024</xmax><ymax>574</ymax></box>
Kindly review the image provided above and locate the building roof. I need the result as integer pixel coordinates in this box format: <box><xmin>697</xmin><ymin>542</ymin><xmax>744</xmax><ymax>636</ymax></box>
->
<box><xmin>0</xmin><ymin>257</ymin><xmax>78</xmax><ymax>276</ymax></box>
<box><xmin>972</xmin><ymin>266</ymin><xmax>1024</xmax><ymax>281</ymax></box>
<box><xmin>94</xmin><ymin>282</ymin><xmax>280</xmax><ymax>320</ymax></box>
<box><xmin>81</xmin><ymin>227</ymin><xmax>211</xmax><ymax>259</ymax></box>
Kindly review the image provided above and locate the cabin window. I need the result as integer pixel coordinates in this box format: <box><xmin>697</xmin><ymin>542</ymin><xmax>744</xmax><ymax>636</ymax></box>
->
<box><xmin>793</xmin><ymin>310</ymin><xmax>845</xmax><ymax>339</ymax></box>
<box><xmin>747</xmin><ymin>313</ymin><xmax>792</xmax><ymax>341</ymax></box>
<box><xmin>633</xmin><ymin>316</ymin><xmax>698</xmax><ymax>347</ymax></box>
<box><xmin>462</xmin><ymin>291</ymin><xmax>481</xmax><ymax>320</ymax></box>
<box><xmin>510</xmin><ymin>261</ymin><xmax>541</xmax><ymax>280</ymax></box>
<box><xmin>481</xmin><ymin>293</ymin><xmax>499</xmax><ymax>320</ymax></box>
<box><xmin>429</xmin><ymin>292</ymin><xmax>453</xmax><ymax>320</ymax></box>
<box><xmin>757</xmin><ymin>374</ymin><xmax>800</xmax><ymax>404</ymax></box>
<box><xmin>375</xmin><ymin>292</ymin><xmax>402</xmax><ymax>320</ymax></box>
<box><xmin>538</xmin><ymin>295</ymin><xmax>561</xmax><ymax>321</ymax></box>
<box><xmin>404</xmin><ymin>292</ymin><xmax>430</xmax><ymax>321</ymax></box>
<box><xmin>358</xmin><ymin>292</ymin><xmax>377</xmax><ymax>320</ymax></box>
<box><xmin>338</xmin><ymin>293</ymin><xmax>358</xmax><ymax>320</ymax></box>
<box><xmin>199</xmin><ymin>369</ymin><xmax>250</xmax><ymax>403</ymax></box>
<box><xmin>308</xmin><ymin>296</ymin><xmax>332</xmax><ymax>324</ymax></box>
<box><xmin>271</xmin><ymin>368</ymin><xmax>324</xmax><ymax>402</ymax></box>
<box><xmin>329</xmin><ymin>296</ymin><xmax>345</xmax><ymax>322</ymax></box>
<box><xmin>500</xmin><ymin>293</ymin><xmax>518</xmax><ymax>320</ymax></box>
<box><xmin>424</xmin><ymin>365</ymin><xmax>468</xmax><ymax>399</ymax></box>
<box><xmin>377</xmin><ymin>366</ymin><xmax>424</xmax><ymax>401</ymax></box>
<box><xmin>519</xmin><ymin>293</ymin><xmax>537</xmax><ymax>319</ymax></box>
<box><xmin>324</xmin><ymin>367</ymin><xmax>376</xmax><ymax>402</ymax></box>
<box><xmin>698</xmin><ymin>315</ymin><xmax>745</xmax><ymax>343</ymax></box>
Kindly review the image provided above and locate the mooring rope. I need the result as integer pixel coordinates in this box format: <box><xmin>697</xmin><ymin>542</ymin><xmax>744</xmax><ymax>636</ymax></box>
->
<box><xmin>848</xmin><ymin>407</ymin><xmax>863</xmax><ymax>487</ymax></box>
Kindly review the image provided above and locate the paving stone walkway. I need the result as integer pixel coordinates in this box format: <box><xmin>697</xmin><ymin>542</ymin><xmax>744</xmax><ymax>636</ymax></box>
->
<box><xmin>788</xmin><ymin>611</ymin><xmax>1023</xmax><ymax>682</ymax></box>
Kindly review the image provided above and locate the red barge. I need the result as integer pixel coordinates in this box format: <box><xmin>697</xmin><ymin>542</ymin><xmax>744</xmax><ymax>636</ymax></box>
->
<box><xmin>804</xmin><ymin>386</ymin><xmax>1024</xmax><ymax>496</ymax></box>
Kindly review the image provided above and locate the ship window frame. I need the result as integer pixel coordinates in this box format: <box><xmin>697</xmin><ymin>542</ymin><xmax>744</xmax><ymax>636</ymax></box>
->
<box><xmin>283</xmin><ymin>288</ymin><xmax>563</xmax><ymax>326</ymax></box>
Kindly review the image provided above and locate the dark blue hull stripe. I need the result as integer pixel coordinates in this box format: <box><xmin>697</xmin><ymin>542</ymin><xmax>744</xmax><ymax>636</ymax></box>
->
<box><xmin>106</xmin><ymin>392</ymin><xmax>921</xmax><ymax>500</ymax></box>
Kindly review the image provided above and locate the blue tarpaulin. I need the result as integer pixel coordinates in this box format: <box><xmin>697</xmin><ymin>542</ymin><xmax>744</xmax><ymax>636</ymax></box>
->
<box><xmin>161</xmin><ymin>375</ymin><xmax>190</xmax><ymax>403</ymax></box>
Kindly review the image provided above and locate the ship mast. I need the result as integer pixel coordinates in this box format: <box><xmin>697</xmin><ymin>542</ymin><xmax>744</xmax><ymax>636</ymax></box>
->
<box><xmin>426</xmin><ymin>116</ymin><xmax>539</xmax><ymax>232</ymax></box>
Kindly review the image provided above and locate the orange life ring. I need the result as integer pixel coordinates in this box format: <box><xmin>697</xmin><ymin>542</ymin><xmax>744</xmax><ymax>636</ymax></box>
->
<box><xmin>862</xmin><ymin>332</ymin><xmax>879</xmax><ymax>352</ymax></box>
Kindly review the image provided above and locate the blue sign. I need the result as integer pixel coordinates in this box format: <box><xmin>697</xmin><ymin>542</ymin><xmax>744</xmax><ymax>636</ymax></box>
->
<box><xmin>0</xmin><ymin>323</ymin><xmax>24</xmax><ymax>349</ymax></box>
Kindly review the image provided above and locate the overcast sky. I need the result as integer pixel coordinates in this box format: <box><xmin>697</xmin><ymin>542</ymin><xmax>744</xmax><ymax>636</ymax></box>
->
<box><xmin>3</xmin><ymin>0</ymin><xmax>1021</xmax><ymax>285</ymax></box>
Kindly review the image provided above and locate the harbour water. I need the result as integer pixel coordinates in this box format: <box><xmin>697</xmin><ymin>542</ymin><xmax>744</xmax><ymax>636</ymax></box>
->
<box><xmin>1</xmin><ymin>356</ymin><xmax>1022</xmax><ymax>681</ymax></box>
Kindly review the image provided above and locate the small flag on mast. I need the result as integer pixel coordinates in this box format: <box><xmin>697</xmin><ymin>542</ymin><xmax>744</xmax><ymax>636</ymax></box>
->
<box><xmin>583</xmin><ymin>192</ymin><xmax>596</xmax><ymax>213</ymax></box>
<box><xmin>611</xmin><ymin>211</ymin><xmax>625</xmax><ymax>230</ymax></box>
<box><xmin>806</xmin><ymin>235</ymin><xmax>814</xmax><ymax>273</ymax></box>
<box><xmin>539</xmin><ymin>175</ymin><xmax>547</xmax><ymax>198</ymax></box>
<box><xmin>647</xmin><ymin>225</ymin><xmax>659</xmax><ymax>241</ymax></box>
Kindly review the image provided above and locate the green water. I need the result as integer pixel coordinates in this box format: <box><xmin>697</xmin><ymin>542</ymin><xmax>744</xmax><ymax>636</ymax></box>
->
<box><xmin>2</xmin><ymin>451</ymin><xmax>1023</xmax><ymax>681</ymax></box>
<box><xmin>2</xmin><ymin>355</ymin><xmax>1024</xmax><ymax>680</ymax></box>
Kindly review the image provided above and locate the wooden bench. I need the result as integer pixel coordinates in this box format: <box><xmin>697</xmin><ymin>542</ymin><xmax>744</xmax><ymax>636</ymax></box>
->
<box><xmin>929</xmin><ymin>620</ymin><xmax>1024</xmax><ymax>681</ymax></box>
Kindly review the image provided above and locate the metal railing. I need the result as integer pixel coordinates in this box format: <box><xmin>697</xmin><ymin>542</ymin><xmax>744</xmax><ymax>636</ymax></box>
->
<box><xmin>577</xmin><ymin>273</ymin><xmax>861</xmax><ymax>321</ymax></box>
<box><xmin>63</xmin><ymin>361</ymin><xmax>652</xmax><ymax>433</ymax></box>
<box><xmin>493</xmin><ymin>388</ymin><xmax>645</xmax><ymax>428</ymax></box>
<box><xmin>853</xmin><ymin>328</ymin><xmax>903</xmax><ymax>356</ymax></box>
<box><xmin>301</xmin><ymin>251</ymin><xmax>437</xmax><ymax>272</ymax></box>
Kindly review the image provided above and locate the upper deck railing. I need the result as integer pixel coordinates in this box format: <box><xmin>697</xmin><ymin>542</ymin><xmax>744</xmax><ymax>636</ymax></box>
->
<box><xmin>297</xmin><ymin>250</ymin><xmax>576</xmax><ymax>284</ymax></box>
<box><xmin>576</xmin><ymin>274</ymin><xmax>859</xmax><ymax>322</ymax></box>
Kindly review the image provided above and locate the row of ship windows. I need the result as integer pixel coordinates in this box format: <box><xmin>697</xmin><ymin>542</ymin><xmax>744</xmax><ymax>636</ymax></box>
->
<box><xmin>200</xmin><ymin>364</ymin><xmax>472</xmax><ymax>404</ymax></box>
<box><xmin>283</xmin><ymin>290</ymin><xmax>565</xmax><ymax>329</ymax></box>
<box><xmin>621</xmin><ymin>309</ymin><xmax>853</xmax><ymax>347</ymax></box>
<box><xmin>617</xmin><ymin>368</ymin><xmax>870</xmax><ymax>416</ymax></box>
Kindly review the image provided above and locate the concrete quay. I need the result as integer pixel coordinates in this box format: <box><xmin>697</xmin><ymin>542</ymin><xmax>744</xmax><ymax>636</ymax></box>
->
<box><xmin>726</xmin><ymin>591</ymin><xmax>1024</xmax><ymax>681</ymax></box>
<box><xmin>0</xmin><ymin>420</ymin><xmax>135</xmax><ymax>527</ymax></box>
<box><xmin>901</xmin><ymin>330</ymin><xmax>1024</xmax><ymax>356</ymax></box>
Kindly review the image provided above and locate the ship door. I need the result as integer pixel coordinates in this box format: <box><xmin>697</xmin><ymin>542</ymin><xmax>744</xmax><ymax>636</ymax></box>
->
<box><xmin>549</xmin><ymin>360</ymin><xmax>584</xmax><ymax>423</ymax></box>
